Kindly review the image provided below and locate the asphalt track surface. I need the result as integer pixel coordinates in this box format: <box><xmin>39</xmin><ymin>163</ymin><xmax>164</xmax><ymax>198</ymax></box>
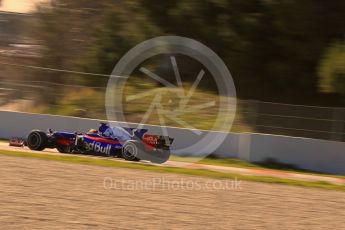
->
<box><xmin>1</xmin><ymin>154</ymin><xmax>345</xmax><ymax>229</ymax></box>
<box><xmin>0</xmin><ymin>142</ymin><xmax>344</xmax><ymax>185</ymax></box>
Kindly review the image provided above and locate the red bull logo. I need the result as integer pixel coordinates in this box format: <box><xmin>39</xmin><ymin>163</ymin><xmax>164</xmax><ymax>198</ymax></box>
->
<box><xmin>85</xmin><ymin>141</ymin><xmax>111</xmax><ymax>155</ymax></box>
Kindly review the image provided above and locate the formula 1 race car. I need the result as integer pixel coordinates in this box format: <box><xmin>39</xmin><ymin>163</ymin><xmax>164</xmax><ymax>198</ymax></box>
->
<box><xmin>25</xmin><ymin>125</ymin><xmax>174</xmax><ymax>164</ymax></box>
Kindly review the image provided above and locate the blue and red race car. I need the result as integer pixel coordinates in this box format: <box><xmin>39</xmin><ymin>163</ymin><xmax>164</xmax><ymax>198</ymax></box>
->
<box><xmin>25</xmin><ymin>123</ymin><xmax>174</xmax><ymax>163</ymax></box>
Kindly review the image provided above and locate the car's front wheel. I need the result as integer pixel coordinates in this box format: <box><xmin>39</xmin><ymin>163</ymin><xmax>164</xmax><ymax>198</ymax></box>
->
<box><xmin>56</xmin><ymin>144</ymin><xmax>71</xmax><ymax>153</ymax></box>
<box><xmin>27</xmin><ymin>130</ymin><xmax>47</xmax><ymax>151</ymax></box>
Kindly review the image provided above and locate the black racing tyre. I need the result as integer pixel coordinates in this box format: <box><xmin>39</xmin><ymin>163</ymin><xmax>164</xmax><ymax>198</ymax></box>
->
<box><xmin>150</xmin><ymin>149</ymin><xmax>170</xmax><ymax>164</ymax></box>
<box><xmin>27</xmin><ymin>130</ymin><xmax>48</xmax><ymax>151</ymax></box>
<box><xmin>56</xmin><ymin>145</ymin><xmax>71</xmax><ymax>153</ymax></box>
<box><xmin>122</xmin><ymin>140</ymin><xmax>141</xmax><ymax>161</ymax></box>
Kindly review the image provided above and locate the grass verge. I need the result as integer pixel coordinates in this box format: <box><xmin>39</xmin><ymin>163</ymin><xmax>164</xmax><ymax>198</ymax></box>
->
<box><xmin>170</xmin><ymin>156</ymin><xmax>345</xmax><ymax>179</ymax></box>
<box><xmin>0</xmin><ymin>150</ymin><xmax>344</xmax><ymax>192</ymax></box>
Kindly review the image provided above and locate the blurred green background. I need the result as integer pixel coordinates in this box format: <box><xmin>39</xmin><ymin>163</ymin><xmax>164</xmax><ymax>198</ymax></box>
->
<box><xmin>0</xmin><ymin>0</ymin><xmax>344</xmax><ymax>140</ymax></box>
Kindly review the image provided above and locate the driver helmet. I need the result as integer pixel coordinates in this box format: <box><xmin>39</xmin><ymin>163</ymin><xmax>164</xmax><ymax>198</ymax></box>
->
<box><xmin>99</xmin><ymin>122</ymin><xmax>109</xmax><ymax>134</ymax></box>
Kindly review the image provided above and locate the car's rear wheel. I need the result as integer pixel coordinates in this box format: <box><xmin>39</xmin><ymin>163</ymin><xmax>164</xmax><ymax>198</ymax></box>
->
<box><xmin>122</xmin><ymin>141</ymin><xmax>140</xmax><ymax>161</ymax></box>
<box><xmin>150</xmin><ymin>149</ymin><xmax>170</xmax><ymax>164</ymax></box>
<box><xmin>27</xmin><ymin>130</ymin><xmax>47</xmax><ymax>151</ymax></box>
